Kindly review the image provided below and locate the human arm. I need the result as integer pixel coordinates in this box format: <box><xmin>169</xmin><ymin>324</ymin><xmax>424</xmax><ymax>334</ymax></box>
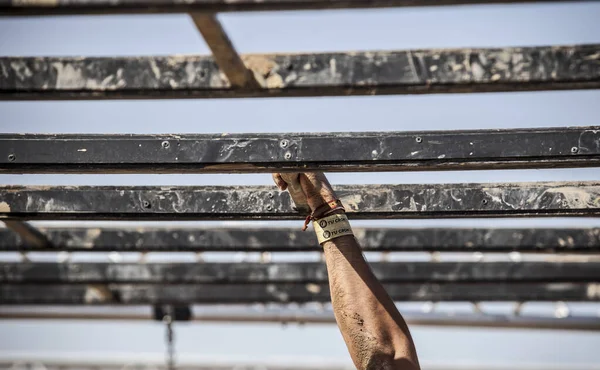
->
<box><xmin>272</xmin><ymin>172</ymin><xmax>421</xmax><ymax>370</ymax></box>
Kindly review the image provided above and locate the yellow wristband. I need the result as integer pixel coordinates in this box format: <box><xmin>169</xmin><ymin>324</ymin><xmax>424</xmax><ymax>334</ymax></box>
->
<box><xmin>312</xmin><ymin>213</ymin><xmax>354</xmax><ymax>244</ymax></box>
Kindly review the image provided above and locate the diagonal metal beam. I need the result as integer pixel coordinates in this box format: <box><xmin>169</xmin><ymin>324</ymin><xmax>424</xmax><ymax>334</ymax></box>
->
<box><xmin>0</xmin><ymin>0</ymin><xmax>591</xmax><ymax>16</ymax></box>
<box><xmin>1</xmin><ymin>226</ymin><xmax>598</xmax><ymax>252</ymax></box>
<box><xmin>2</xmin><ymin>262</ymin><xmax>599</xmax><ymax>284</ymax></box>
<box><xmin>1</xmin><ymin>283</ymin><xmax>597</xmax><ymax>304</ymax></box>
<box><xmin>2</xmin><ymin>44</ymin><xmax>599</xmax><ymax>100</ymax></box>
<box><xmin>0</xmin><ymin>182</ymin><xmax>599</xmax><ymax>220</ymax></box>
<box><xmin>1</xmin><ymin>220</ymin><xmax>51</xmax><ymax>248</ymax></box>
<box><xmin>191</xmin><ymin>13</ymin><xmax>263</xmax><ymax>89</ymax></box>
<box><xmin>1</xmin><ymin>127</ymin><xmax>599</xmax><ymax>174</ymax></box>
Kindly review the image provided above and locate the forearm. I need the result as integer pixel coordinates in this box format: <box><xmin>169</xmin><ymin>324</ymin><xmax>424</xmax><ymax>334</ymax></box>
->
<box><xmin>322</xmin><ymin>234</ymin><xmax>420</xmax><ymax>370</ymax></box>
<box><xmin>272</xmin><ymin>171</ymin><xmax>419</xmax><ymax>369</ymax></box>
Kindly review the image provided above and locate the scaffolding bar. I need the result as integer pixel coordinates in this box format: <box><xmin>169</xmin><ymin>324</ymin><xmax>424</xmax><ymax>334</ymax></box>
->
<box><xmin>1</xmin><ymin>283</ymin><xmax>597</xmax><ymax>304</ymax></box>
<box><xmin>2</xmin><ymin>127</ymin><xmax>599</xmax><ymax>173</ymax></box>
<box><xmin>2</xmin><ymin>45</ymin><xmax>599</xmax><ymax>100</ymax></box>
<box><xmin>1</xmin><ymin>307</ymin><xmax>599</xmax><ymax>331</ymax></box>
<box><xmin>1</xmin><ymin>226</ymin><xmax>598</xmax><ymax>252</ymax></box>
<box><xmin>1</xmin><ymin>261</ymin><xmax>599</xmax><ymax>284</ymax></box>
<box><xmin>1</xmin><ymin>182</ymin><xmax>599</xmax><ymax>220</ymax></box>
<box><xmin>0</xmin><ymin>0</ymin><xmax>592</xmax><ymax>16</ymax></box>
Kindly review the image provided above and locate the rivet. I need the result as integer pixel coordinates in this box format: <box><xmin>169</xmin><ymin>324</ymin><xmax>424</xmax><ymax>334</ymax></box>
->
<box><xmin>161</xmin><ymin>141</ymin><xmax>170</xmax><ymax>149</ymax></box>
<box><xmin>280</xmin><ymin>139</ymin><xmax>289</xmax><ymax>149</ymax></box>
<box><xmin>482</xmin><ymin>199</ymin><xmax>488</xmax><ymax>205</ymax></box>
<box><xmin>266</xmin><ymin>205</ymin><xmax>273</xmax><ymax>211</ymax></box>
<box><xmin>7</xmin><ymin>154</ymin><xmax>16</xmax><ymax>162</ymax></box>
<box><xmin>142</xmin><ymin>200</ymin><xmax>151</xmax><ymax>209</ymax></box>
<box><xmin>571</xmin><ymin>147</ymin><xmax>579</xmax><ymax>153</ymax></box>
<box><xmin>284</xmin><ymin>152</ymin><xmax>292</xmax><ymax>160</ymax></box>
<box><xmin>268</xmin><ymin>192</ymin><xmax>274</xmax><ymax>199</ymax></box>
<box><xmin>415</xmin><ymin>137</ymin><xmax>423</xmax><ymax>143</ymax></box>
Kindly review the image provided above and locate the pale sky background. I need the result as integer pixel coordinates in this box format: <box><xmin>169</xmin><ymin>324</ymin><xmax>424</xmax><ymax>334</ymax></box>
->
<box><xmin>1</xmin><ymin>2</ymin><xmax>600</xmax><ymax>369</ymax></box>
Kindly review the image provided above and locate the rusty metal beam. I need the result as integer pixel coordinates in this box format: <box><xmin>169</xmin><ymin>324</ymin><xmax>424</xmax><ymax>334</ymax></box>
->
<box><xmin>2</xmin><ymin>44</ymin><xmax>599</xmax><ymax>100</ymax></box>
<box><xmin>1</xmin><ymin>182</ymin><xmax>599</xmax><ymax>220</ymax></box>
<box><xmin>1</xmin><ymin>226</ymin><xmax>598</xmax><ymax>252</ymax></box>
<box><xmin>0</xmin><ymin>0</ymin><xmax>592</xmax><ymax>16</ymax></box>
<box><xmin>1</xmin><ymin>261</ymin><xmax>599</xmax><ymax>284</ymax></box>
<box><xmin>1</xmin><ymin>283</ymin><xmax>597</xmax><ymax>304</ymax></box>
<box><xmin>191</xmin><ymin>13</ymin><xmax>262</xmax><ymax>89</ymax></box>
<box><xmin>1</xmin><ymin>127</ymin><xmax>599</xmax><ymax>174</ymax></box>
<box><xmin>1</xmin><ymin>220</ymin><xmax>50</xmax><ymax>248</ymax></box>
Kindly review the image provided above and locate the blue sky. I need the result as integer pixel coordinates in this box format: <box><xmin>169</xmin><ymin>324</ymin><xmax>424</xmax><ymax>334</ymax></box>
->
<box><xmin>1</xmin><ymin>2</ymin><xmax>600</xmax><ymax>368</ymax></box>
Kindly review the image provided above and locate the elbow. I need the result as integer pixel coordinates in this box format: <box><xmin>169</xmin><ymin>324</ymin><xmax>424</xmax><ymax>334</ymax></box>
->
<box><xmin>362</xmin><ymin>351</ymin><xmax>420</xmax><ymax>370</ymax></box>
<box><xmin>362</xmin><ymin>352</ymin><xmax>395</xmax><ymax>370</ymax></box>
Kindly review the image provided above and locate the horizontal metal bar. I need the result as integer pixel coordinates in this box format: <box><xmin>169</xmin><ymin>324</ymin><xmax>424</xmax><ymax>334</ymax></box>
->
<box><xmin>2</xmin><ymin>226</ymin><xmax>598</xmax><ymax>252</ymax></box>
<box><xmin>2</xmin><ymin>127</ymin><xmax>599</xmax><ymax>174</ymax></box>
<box><xmin>2</xmin><ymin>262</ymin><xmax>599</xmax><ymax>284</ymax></box>
<box><xmin>1</xmin><ymin>283</ymin><xmax>597</xmax><ymax>303</ymax></box>
<box><xmin>0</xmin><ymin>360</ymin><xmax>595</xmax><ymax>370</ymax></box>
<box><xmin>1</xmin><ymin>182</ymin><xmax>599</xmax><ymax>220</ymax></box>
<box><xmin>2</xmin><ymin>45</ymin><xmax>599</xmax><ymax>100</ymax></box>
<box><xmin>1</xmin><ymin>307</ymin><xmax>599</xmax><ymax>332</ymax></box>
<box><xmin>0</xmin><ymin>0</ymin><xmax>591</xmax><ymax>16</ymax></box>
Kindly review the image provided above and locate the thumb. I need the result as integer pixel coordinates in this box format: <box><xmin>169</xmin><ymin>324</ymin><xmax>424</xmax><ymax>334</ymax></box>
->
<box><xmin>278</xmin><ymin>173</ymin><xmax>311</xmax><ymax>214</ymax></box>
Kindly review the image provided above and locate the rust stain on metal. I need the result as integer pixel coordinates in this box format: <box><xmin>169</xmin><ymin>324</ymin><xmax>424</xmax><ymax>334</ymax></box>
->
<box><xmin>84</xmin><ymin>284</ymin><xmax>113</xmax><ymax>303</ymax></box>
<box><xmin>587</xmin><ymin>283</ymin><xmax>600</xmax><ymax>299</ymax></box>
<box><xmin>243</xmin><ymin>55</ymin><xmax>283</xmax><ymax>88</ymax></box>
<box><xmin>305</xmin><ymin>283</ymin><xmax>322</xmax><ymax>294</ymax></box>
<box><xmin>12</xmin><ymin>0</ymin><xmax>58</xmax><ymax>6</ymax></box>
<box><xmin>202</xmin><ymin>163</ymin><xmax>259</xmax><ymax>171</ymax></box>
<box><xmin>0</xmin><ymin>201</ymin><xmax>10</xmax><ymax>213</ymax></box>
<box><xmin>243</xmin><ymin>55</ymin><xmax>277</xmax><ymax>77</ymax></box>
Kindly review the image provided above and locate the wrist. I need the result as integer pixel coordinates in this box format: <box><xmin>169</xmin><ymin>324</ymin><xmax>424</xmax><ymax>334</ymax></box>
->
<box><xmin>301</xmin><ymin>197</ymin><xmax>345</xmax><ymax>232</ymax></box>
<box><xmin>312</xmin><ymin>212</ymin><xmax>354</xmax><ymax>244</ymax></box>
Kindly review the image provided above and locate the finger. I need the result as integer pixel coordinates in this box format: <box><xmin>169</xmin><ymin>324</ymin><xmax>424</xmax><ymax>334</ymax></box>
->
<box><xmin>272</xmin><ymin>173</ymin><xmax>288</xmax><ymax>191</ymax></box>
<box><xmin>282</xmin><ymin>173</ymin><xmax>304</xmax><ymax>198</ymax></box>
<box><xmin>279</xmin><ymin>173</ymin><xmax>311</xmax><ymax>214</ymax></box>
<box><xmin>279</xmin><ymin>173</ymin><xmax>300</xmax><ymax>185</ymax></box>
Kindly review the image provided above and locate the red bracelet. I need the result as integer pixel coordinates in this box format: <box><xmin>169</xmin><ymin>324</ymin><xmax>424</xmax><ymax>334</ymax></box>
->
<box><xmin>302</xmin><ymin>199</ymin><xmax>345</xmax><ymax>231</ymax></box>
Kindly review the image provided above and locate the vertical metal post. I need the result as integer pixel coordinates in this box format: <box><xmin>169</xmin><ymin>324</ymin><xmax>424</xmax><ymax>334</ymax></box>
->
<box><xmin>163</xmin><ymin>305</ymin><xmax>175</xmax><ymax>370</ymax></box>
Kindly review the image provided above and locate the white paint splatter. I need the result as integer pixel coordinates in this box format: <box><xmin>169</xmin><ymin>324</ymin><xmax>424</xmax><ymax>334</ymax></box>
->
<box><xmin>329</xmin><ymin>58</ymin><xmax>337</xmax><ymax>77</ymax></box>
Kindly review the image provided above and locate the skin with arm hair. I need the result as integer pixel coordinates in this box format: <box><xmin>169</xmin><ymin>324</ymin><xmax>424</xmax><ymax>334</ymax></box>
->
<box><xmin>272</xmin><ymin>172</ymin><xmax>421</xmax><ymax>370</ymax></box>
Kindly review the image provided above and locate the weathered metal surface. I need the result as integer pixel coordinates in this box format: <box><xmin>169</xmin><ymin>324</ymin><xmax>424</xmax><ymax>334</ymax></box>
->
<box><xmin>2</xmin><ymin>127</ymin><xmax>599</xmax><ymax>173</ymax></box>
<box><xmin>1</xmin><ymin>45</ymin><xmax>599</xmax><ymax>100</ymax></box>
<box><xmin>0</xmin><ymin>0</ymin><xmax>591</xmax><ymax>16</ymax></box>
<box><xmin>192</xmin><ymin>13</ymin><xmax>262</xmax><ymax>89</ymax></box>
<box><xmin>2</xmin><ymin>227</ymin><xmax>599</xmax><ymax>252</ymax></box>
<box><xmin>1</xmin><ymin>182</ymin><xmax>599</xmax><ymax>220</ymax></box>
<box><xmin>1</xmin><ymin>220</ymin><xmax>50</xmax><ymax>248</ymax></box>
<box><xmin>3</xmin><ymin>307</ymin><xmax>600</xmax><ymax>332</ymax></box>
<box><xmin>2</xmin><ymin>262</ymin><xmax>598</xmax><ymax>284</ymax></box>
<box><xmin>1</xmin><ymin>283</ymin><xmax>596</xmax><ymax>304</ymax></box>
